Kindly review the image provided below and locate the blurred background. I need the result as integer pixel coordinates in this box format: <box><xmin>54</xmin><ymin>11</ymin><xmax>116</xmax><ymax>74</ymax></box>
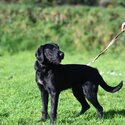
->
<box><xmin>0</xmin><ymin>0</ymin><xmax>125</xmax><ymax>55</ymax></box>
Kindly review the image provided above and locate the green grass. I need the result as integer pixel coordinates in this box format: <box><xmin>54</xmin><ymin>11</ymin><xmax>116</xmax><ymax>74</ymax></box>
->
<box><xmin>0</xmin><ymin>51</ymin><xmax>125</xmax><ymax>125</ymax></box>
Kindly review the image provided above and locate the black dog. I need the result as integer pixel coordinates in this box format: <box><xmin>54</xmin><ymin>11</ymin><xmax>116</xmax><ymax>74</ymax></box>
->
<box><xmin>34</xmin><ymin>43</ymin><xmax>123</xmax><ymax>125</ymax></box>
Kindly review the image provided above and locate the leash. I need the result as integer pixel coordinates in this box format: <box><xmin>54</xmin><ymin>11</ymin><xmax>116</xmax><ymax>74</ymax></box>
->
<box><xmin>87</xmin><ymin>22</ymin><xmax>125</xmax><ymax>66</ymax></box>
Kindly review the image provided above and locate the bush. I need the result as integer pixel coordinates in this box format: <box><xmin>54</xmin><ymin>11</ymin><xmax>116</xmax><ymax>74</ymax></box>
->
<box><xmin>113</xmin><ymin>0</ymin><xmax>125</xmax><ymax>7</ymax></box>
<box><xmin>0</xmin><ymin>4</ymin><xmax>125</xmax><ymax>55</ymax></box>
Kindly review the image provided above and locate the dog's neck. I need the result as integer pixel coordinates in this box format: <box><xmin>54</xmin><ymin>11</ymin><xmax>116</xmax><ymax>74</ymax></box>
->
<box><xmin>35</xmin><ymin>60</ymin><xmax>46</xmax><ymax>72</ymax></box>
<box><xmin>35</xmin><ymin>60</ymin><xmax>54</xmax><ymax>73</ymax></box>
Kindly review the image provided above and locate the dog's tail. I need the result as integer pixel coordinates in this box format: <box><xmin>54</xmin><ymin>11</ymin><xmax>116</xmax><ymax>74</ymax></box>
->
<box><xmin>98</xmin><ymin>73</ymin><xmax>123</xmax><ymax>93</ymax></box>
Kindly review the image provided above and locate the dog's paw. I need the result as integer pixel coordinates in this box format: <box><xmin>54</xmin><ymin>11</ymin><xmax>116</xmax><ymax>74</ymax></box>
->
<box><xmin>76</xmin><ymin>106</ymin><xmax>90</xmax><ymax>117</ymax></box>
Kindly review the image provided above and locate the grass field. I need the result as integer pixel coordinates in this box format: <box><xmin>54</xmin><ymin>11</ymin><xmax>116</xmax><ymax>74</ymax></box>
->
<box><xmin>0</xmin><ymin>50</ymin><xmax>125</xmax><ymax>125</ymax></box>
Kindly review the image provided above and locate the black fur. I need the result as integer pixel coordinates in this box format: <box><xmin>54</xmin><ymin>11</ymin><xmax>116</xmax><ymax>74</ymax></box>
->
<box><xmin>34</xmin><ymin>43</ymin><xmax>123</xmax><ymax>125</ymax></box>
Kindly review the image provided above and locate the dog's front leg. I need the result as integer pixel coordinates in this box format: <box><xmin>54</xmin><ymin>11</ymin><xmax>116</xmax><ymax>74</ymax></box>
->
<box><xmin>37</xmin><ymin>84</ymin><xmax>49</xmax><ymax>121</ymax></box>
<box><xmin>50</xmin><ymin>91</ymin><xmax>59</xmax><ymax>125</ymax></box>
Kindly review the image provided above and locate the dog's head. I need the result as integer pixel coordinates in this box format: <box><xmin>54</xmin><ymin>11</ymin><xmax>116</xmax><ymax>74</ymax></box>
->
<box><xmin>35</xmin><ymin>43</ymin><xmax>64</xmax><ymax>65</ymax></box>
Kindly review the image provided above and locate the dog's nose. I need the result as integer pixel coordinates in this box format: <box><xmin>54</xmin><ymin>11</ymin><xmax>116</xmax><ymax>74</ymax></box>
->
<box><xmin>59</xmin><ymin>52</ymin><xmax>64</xmax><ymax>59</ymax></box>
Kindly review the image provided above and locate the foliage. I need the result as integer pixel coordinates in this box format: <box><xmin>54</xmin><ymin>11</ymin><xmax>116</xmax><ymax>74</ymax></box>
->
<box><xmin>0</xmin><ymin>4</ymin><xmax>125</xmax><ymax>55</ymax></box>
<box><xmin>1</xmin><ymin>0</ymin><xmax>125</xmax><ymax>7</ymax></box>
<box><xmin>113</xmin><ymin>0</ymin><xmax>125</xmax><ymax>7</ymax></box>
<box><xmin>0</xmin><ymin>0</ymin><xmax>97</xmax><ymax>5</ymax></box>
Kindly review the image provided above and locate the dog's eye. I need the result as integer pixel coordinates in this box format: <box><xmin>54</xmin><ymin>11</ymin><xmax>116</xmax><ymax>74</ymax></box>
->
<box><xmin>52</xmin><ymin>47</ymin><xmax>57</xmax><ymax>51</ymax></box>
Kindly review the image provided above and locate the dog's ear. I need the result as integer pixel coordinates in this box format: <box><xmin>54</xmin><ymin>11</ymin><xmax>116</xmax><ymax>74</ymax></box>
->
<box><xmin>35</xmin><ymin>45</ymin><xmax>44</xmax><ymax>63</ymax></box>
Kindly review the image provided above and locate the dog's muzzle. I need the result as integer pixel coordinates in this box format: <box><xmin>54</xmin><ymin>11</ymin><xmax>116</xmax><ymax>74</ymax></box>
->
<box><xmin>59</xmin><ymin>51</ymin><xmax>64</xmax><ymax>60</ymax></box>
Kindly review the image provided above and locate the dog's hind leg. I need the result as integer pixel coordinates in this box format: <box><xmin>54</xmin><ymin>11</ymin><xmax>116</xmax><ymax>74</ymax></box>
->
<box><xmin>82</xmin><ymin>81</ymin><xmax>103</xmax><ymax>119</ymax></box>
<box><xmin>72</xmin><ymin>86</ymin><xmax>90</xmax><ymax>116</ymax></box>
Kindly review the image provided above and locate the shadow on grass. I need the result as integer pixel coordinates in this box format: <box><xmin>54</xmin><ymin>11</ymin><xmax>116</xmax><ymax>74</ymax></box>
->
<box><xmin>0</xmin><ymin>112</ymin><xmax>10</xmax><ymax>118</ymax></box>
<box><xmin>72</xmin><ymin>109</ymin><xmax>125</xmax><ymax>120</ymax></box>
<box><xmin>104</xmin><ymin>109</ymin><xmax>125</xmax><ymax>119</ymax></box>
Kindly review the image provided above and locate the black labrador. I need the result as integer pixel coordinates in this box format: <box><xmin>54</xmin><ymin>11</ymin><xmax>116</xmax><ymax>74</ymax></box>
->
<box><xmin>34</xmin><ymin>43</ymin><xmax>123</xmax><ymax>125</ymax></box>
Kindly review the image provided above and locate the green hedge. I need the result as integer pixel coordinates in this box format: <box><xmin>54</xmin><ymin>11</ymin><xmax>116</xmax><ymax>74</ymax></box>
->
<box><xmin>1</xmin><ymin>0</ymin><xmax>125</xmax><ymax>7</ymax></box>
<box><xmin>0</xmin><ymin>4</ymin><xmax>125</xmax><ymax>55</ymax></box>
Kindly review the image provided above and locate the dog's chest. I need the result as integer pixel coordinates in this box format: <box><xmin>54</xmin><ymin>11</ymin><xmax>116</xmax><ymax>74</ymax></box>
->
<box><xmin>36</xmin><ymin>71</ymin><xmax>44</xmax><ymax>85</ymax></box>
<box><xmin>36</xmin><ymin>70</ymin><xmax>54</xmax><ymax>92</ymax></box>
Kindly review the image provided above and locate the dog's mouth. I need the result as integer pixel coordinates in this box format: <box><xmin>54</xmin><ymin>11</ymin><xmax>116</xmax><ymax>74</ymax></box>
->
<box><xmin>52</xmin><ymin>52</ymin><xmax>64</xmax><ymax>65</ymax></box>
